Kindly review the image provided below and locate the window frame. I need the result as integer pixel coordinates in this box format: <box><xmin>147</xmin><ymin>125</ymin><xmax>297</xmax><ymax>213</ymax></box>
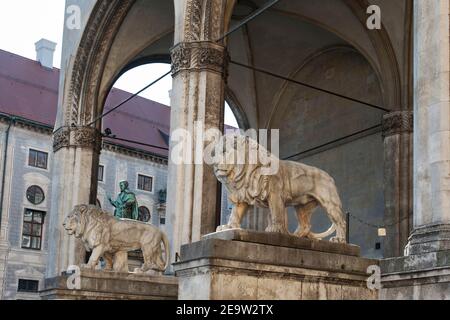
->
<box><xmin>17</xmin><ymin>279</ymin><xmax>39</xmax><ymax>293</ymax></box>
<box><xmin>27</xmin><ymin>148</ymin><xmax>49</xmax><ymax>170</ymax></box>
<box><xmin>25</xmin><ymin>185</ymin><xmax>45</xmax><ymax>205</ymax></box>
<box><xmin>138</xmin><ymin>206</ymin><xmax>151</xmax><ymax>223</ymax></box>
<box><xmin>159</xmin><ymin>213</ymin><xmax>166</xmax><ymax>225</ymax></box>
<box><xmin>98</xmin><ymin>164</ymin><xmax>105</xmax><ymax>182</ymax></box>
<box><xmin>21</xmin><ymin>209</ymin><xmax>46</xmax><ymax>251</ymax></box>
<box><xmin>136</xmin><ymin>173</ymin><xmax>154</xmax><ymax>193</ymax></box>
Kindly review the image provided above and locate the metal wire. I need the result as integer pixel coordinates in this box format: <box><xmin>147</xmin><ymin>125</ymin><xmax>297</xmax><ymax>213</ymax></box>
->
<box><xmin>283</xmin><ymin>124</ymin><xmax>382</xmax><ymax>160</ymax></box>
<box><xmin>88</xmin><ymin>70</ymin><xmax>171</xmax><ymax>127</ymax></box>
<box><xmin>348</xmin><ymin>212</ymin><xmax>410</xmax><ymax>229</ymax></box>
<box><xmin>91</xmin><ymin>0</ymin><xmax>281</xmax><ymax>127</ymax></box>
<box><xmin>216</xmin><ymin>0</ymin><xmax>280</xmax><ymax>42</ymax></box>
<box><xmin>230</xmin><ymin>60</ymin><xmax>390</xmax><ymax>113</ymax></box>
<box><xmin>104</xmin><ymin>135</ymin><xmax>169</xmax><ymax>151</ymax></box>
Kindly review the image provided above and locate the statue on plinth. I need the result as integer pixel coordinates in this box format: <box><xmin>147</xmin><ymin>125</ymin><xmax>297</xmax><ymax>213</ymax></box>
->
<box><xmin>210</xmin><ymin>133</ymin><xmax>347</xmax><ymax>243</ymax></box>
<box><xmin>63</xmin><ymin>204</ymin><xmax>170</xmax><ymax>274</ymax></box>
<box><xmin>108</xmin><ymin>180</ymin><xmax>139</xmax><ymax>220</ymax></box>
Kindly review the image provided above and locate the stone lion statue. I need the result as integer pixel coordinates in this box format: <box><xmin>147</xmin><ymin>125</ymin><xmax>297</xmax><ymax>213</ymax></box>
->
<box><xmin>211</xmin><ymin>133</ymin><xmax>347</xmax><ymax>243</ymax></box>
<box><xmin>63</xmin><ymin>204</ymin><xmax>170</xmax><ymax>273</ymax></box>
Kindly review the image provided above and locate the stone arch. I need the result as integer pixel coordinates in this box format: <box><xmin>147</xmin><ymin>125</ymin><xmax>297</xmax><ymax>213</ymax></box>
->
<box><xmin>269</xmin><ymin>46</ymin><xmax>384</xmax><ymax>155</ymax></box>
<box><xmin>63</xmin><ymin>0</ymin><xmax>136</xmax><ymax>128</ymax></box>
<box><xmin>225</xmin><ymin>87</ymin><xmax>250</xmax><ymax>130</ymax></box>
<box><xmin>267</xmin><ymin>45</ymin><xmax>384</xmax><ymax>130</ymax></box>
<box><xmin>342</xmin><ymin>0</ymin><xmax>405</xmax><ymax>110</ymax></box>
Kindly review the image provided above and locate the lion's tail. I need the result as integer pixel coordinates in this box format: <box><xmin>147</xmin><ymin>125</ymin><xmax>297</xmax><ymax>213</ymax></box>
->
<box><xmin>309</xmin><ymin>223</ymin><xmax>336</xmax><ymax>240</ymax></box>
<box><xmin>161</xmin><ymin>232</ymin><xmax>171</xmax><ymax>271</ymax></box>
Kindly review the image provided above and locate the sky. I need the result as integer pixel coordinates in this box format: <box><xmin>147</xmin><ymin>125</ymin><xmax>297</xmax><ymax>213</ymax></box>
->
<box><xmin>0</xmin><ymin>0</ymin><xmax>238</xmax><ymax>127</ymax></box>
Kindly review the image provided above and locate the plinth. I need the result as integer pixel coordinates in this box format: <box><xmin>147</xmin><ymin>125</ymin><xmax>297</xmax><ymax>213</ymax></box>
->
<box><xmin>173</xmin><ymin>229</ymin><xmax>379</xmax><ymax>300</ymax></box>
<box><xmin>380</xmin><ymin>250</ymin><xmax>450</xmax><ymax>299</ymax></box>
<box><xmin>40</xmin><ymin>269</ymin><xmax>178</xmax><ymax>300</ymax></box>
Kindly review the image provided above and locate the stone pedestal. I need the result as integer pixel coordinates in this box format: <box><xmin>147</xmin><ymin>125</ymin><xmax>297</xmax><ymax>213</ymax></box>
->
<box><xmin>173</xmin><ymin>229</ymin><xmax>379</xmax><ymax>300</ymax></box>
<box><xmin>380</xmin><ymin>250</ymin><xmax>450</xmax><ymax>299</ymax></box>
<box><xmin>40</xmin><ymin>269</ymin><xmax>178</xmax><ymax>300</ymax></box>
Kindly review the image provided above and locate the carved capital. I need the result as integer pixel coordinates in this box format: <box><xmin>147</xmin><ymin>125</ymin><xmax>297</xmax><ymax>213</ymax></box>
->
<box><xmin>53</xmin><ymin>126</ymin><xmax>102</xmax><ymax>152</ymax></box>
<box><xmin>382</xmin><ymin>111</ymin><xmax>413</xmax><ymax>138</ymax></box>
<box><xmin>170</xmin><ymin>41</ymin><xmax>228</xmax><ymax>77</ymax></box>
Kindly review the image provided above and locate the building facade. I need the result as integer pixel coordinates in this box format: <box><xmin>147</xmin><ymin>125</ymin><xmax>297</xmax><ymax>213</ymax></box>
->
<box><xmin>1</xmin><ymin>0</ymin><xmax>450</xmax><ymax>299</ymax></box>
<box><xmin>0</xmin><ymin>49</ymin><xmax>170</xmax><ymax>299</ymax></box>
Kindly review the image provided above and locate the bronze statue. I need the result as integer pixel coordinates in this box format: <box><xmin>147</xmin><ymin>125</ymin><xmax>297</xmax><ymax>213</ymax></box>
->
<box><xmin>108</xmin><ymin>181</ymin><xmax>139</xmax><ymax>220</ymax></box>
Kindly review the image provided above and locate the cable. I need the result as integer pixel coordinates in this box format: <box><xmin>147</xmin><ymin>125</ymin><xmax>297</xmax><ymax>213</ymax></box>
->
<box><xmin>348</xmin><ymin>212</ymin><xmax>411</xmax><ymax>229</ymax></box>
<box><xmin>283</xmin><ymin>124</ymin><xmax>382</xmax><ymax>160</ymax></box>
<box><xmin>91</xmin><ymin>0</ymin><xmax>280</xmax><ymax>127</ymax></box>
<box><xmin>216</xmin><ymin>0</ymin><xmax>280</xmax><ymax>42</ymax></box>
<box><xmin>104</xmin><ymin>135</ymin><xmax>169</xmax><ymax>151</ymax></box>
<box><xmin>88</xmin><ymin>70</ymin><xmax>171</xmax><ymax>127</ymax></box>
<box><xmin>230</xmin><ymin>60</ymin><xmax>390</xmax><ymax>113</ymax></box>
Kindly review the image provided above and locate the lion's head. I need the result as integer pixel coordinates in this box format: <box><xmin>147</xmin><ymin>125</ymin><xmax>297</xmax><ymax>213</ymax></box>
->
<box><xmin>210</xmin><ymin>134</ymin><xmax>274</xmax><ymax>204</ymax></box>
<box><xmin>63</xmin><ymin>204</ymin><xmax>89</xmax><ymax>238</ymax></box>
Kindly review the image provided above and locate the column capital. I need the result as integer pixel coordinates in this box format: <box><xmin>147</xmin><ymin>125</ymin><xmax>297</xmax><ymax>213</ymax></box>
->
<box><xmin>382</xmin><ymin>110</ymin><xmax>413</xmax><ymax>138</ymax></box>
<box><xmin>53</xmin><ymin>126</ymin><xmax>102</xmax><ymax>153</ymax></box>
<box><xmin>170</xmin><ymin>41</ymin><xmax>228</xmax><ymax>78</ymax></box>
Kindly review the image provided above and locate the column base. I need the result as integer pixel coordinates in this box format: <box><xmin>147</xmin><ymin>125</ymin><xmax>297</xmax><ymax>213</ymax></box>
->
<box><xmin>381</xmin><ymin>250</ymin><xmax>450</xmax><ymax>299</ymax></box>
<box><xmin>40</xmin><ymin>269</ymin><xmax>178</xmax><ymax>300</ymax></box>
<box><xmin>405</xmin><ymin>224</ymin><xmax>450</xmax><ymax>255</ymax></box>
<box><xmin>173</xmin><ymin>229</ymin><xmax>379</xmax><ymax>300</ymax></box>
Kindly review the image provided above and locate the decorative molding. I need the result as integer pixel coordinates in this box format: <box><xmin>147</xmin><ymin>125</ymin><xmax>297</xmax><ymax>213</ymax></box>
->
<box><xmin>65</xmin><ymin>0</ymin><xmax>135</xmax><ymax>126</ymax></box>
<box><xmin>52</xmin><ymin>127</ymin><xmax>70</xmax><ymax>151</ymax></box>
<box><xmin>185</xmin><ymin>0</ymin><xmax>203</xmax><ymax>41</ymax></box>
<box><xmin>184</xmin><ymin>0</ymin><xmax>226</xmax><ymax>42</ymax></box>
<box><xmin>53</xmin><ymin>126</ymin><xmax>102</xmax><ymax>152</ymax></box>
<box><xmin>382</xmin><ymin>111</ymin><xmax>413</xmax><ymax>138</ymax></box>
<box><xmin>103</xmin><ymin>142</ymin><xmax>168</xmax><ymax>166</ymax></box>
<box><xmin>171</xmin><ymin>41</ymin><xmax>228</xmax><ymax>77</ymax></box>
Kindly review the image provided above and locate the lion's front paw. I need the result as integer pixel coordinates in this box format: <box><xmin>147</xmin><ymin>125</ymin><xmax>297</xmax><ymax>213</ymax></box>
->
<box><xmin>216</xmin><ymin>224</ymin><xmax>240</xmax><ymax>232</ymax></box>
<box><xmin>80</xmin><ymin>263</ymin><xmax>95</xmax><ymax>270</ymax></box>
<box><xmin>330</xmin><ymin>236</ymin><xmax>346</xmax><ymax>243</ymax></box>
<box><xmin>265</xmin><ymin>224</ymin><xmax>288</xmax><ymax>234</ymax></box>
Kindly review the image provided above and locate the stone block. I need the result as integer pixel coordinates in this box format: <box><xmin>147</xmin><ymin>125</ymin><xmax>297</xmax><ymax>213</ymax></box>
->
<box><xmin>174</xmin><ymin>230</ymin><xmax>377</xmax><ymax>300</ymax></box>
<box><xmin>40</xmin><ymin>269</ymin><xmax>178</xmax><ymax>300</ymax></box>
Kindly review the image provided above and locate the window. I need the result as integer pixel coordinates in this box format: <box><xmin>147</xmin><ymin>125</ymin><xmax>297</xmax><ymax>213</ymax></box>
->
<box><xmin>18</xmin><ymin>279</ymin><xmax>39</xmax><ymax>293</ymax></box>
<box><xmin>22</xmin><ymin>209</ymin><xmax>45</xmax><ymax>250</ymax></box>
<box><xmin>138</xmin><ymin>206</ymin><xmax>151</xmax><ymax>222</ymax></box>
<box><xmin>137</xmin><ymin>174</ymin><xmax>153</xmax><ymax>192</ymax></box>
<box><xmin>160</xmin><ymin>214</ymin><xmax>166</xmax><ymax>225</ymax></box>
<box><xmin>98</xmin><ymin>165</ymin><xmax>104</xmax><ymax>182</ymax></box>
<box><xmin>26</xmin><ymin>185</ymin><xmax>45</xmax><ymax>205</ymax></box>
<box><xmin>28</xmin><ymin>149</ymin><xmax>48</xmax><ymax>169</ymax></box>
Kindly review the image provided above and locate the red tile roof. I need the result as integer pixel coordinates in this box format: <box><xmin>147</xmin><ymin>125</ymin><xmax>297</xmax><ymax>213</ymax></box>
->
<box><xmin>0</xmin><ymin>49</ymin><xmax>170</xmax><ymax>157</ymax></box>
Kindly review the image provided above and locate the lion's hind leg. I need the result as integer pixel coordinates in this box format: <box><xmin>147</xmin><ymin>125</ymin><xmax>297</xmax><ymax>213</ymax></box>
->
<box><xmin>140</xmin><ymin>242</ymin><xmax>164</xmax><ymax>274</ymax></box>
<box><xmin>321</xmin><ymin>201</ymin><xmax>346</xmax><ymax>243</ymax></box>
<box><xmin>103</xmin><ymin>252</ymin><xmax>113</xmax><ymax>271</ymax></box>
<box><xmin>294</xmin><ymin>201</ymin><xmax>318</xmax><ymax>239</ymax></box>
<box><xmin>265</xmin><ymin>194</ymin><xmax>289</xmax><ymax>234</ymax></box>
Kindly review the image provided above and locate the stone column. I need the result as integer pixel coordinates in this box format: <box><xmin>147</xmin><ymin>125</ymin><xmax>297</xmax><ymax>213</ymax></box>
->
<box><xmin>45</xmin><ymin>126</ymin><xmax>102</xmax><ymax>277</ymax></box>
<box><xmin>167</xmin><ymin>0</ymin><xmax>233</xmax><ymax>260</ymax></box>
<box><xmin>407</xmin><ymin>0</ymin><xmax>450</xmax><ymax>255</ymax></box>
<box><xmin>382</xmin><ymin>111</ymin><xmax>413</xmax><ymax>257</ymax></box>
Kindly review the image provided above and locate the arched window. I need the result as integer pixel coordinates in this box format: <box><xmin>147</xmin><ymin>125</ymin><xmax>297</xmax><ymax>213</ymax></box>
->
<box><xmin>26</xmin><ymin>185</ymin><xmax>45</xmax><ymax>205</ymax></box>
<box><xmin>138</xmin><ymin>206</ymin><xmax>151</xmax><ymax>222</ymax></box>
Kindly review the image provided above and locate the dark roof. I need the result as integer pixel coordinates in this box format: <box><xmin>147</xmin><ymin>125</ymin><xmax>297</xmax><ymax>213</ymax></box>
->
<box><xmin>0</xmin><ymin>49</ymin><xmax>170</xmax><ymax>157</ymax></box>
